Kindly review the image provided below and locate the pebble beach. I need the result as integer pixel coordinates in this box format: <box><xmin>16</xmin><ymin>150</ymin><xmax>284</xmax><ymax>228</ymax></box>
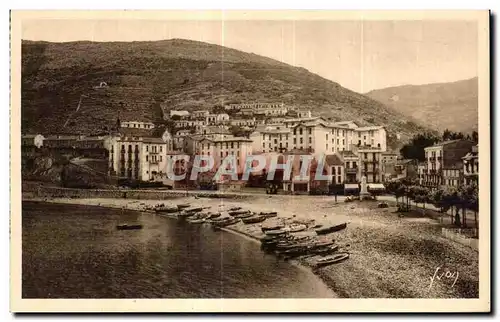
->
<box><xmin>23</xmin><ymin>194</ymin><xmax>479</xmax><ymax>298</ymax></box>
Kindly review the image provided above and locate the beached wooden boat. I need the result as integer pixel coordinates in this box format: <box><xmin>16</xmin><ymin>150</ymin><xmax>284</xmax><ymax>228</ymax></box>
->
<box><xmin>313</xmin><ymin>253</ymin><xmax>349</xmax><ymax>268</ymax></box>
<box><xmin>185</xmin><ymin>207</ymin><xmax>203</xmax><ymax>213</ymax></box>
<box><xmin>232</xmin><ymin>212</ymin><xmax>254</xmax><ymax>219</ymax></box>
<box><xmin>265</xmin><ymin>229</ymin><xmax>287</xmax><ymax>236</ymax></box>
<box><xmin>284</xmin><ymin>224</ymin><xmax>307</xmax><ymax>233</ymax></box>
<box><xmin>177</xmin><ymin>210</ymin><xmax>197</xmax><ymax>217</ymax></box>
<box><xmin>260</xmin><ymin>211</ymin><xmax>278</xmax><ymax>218</ymax></box>
<box><xmin>214</xmin><ymin>218</ymin><xmax>240</xmax><ymax>227</ymax></box>
<box><xmin>228</xmin><ymin>210</ymin><xmax>250</xmax><ymax>216</ymax></box>
<box><xmin>315</xmin><ymin>223</ymin><xmax>347</xmax><ymax>235</ymax></box>
<box><xmin>242</xmin><ymin>215</ymin><xmax>267</xmax><ymax>224</ymax></box>
<box><xmin>155</xmin><ymin>207</ymin><xmax>178</xmax><ymax>213</ymax></box>
<box><xmin>261</xmin><ymin>224</ymin><xmax>285</xmax><ymax>232</ymax></box>
<box><xmin>311</xmin><ymin>244</ymin><xmax>339</xmax><ymax>256</ymax></box>
<box><xmin>116</xmin><ymin>224</ymin><xmax>143</xmax><ymax>230</ymax></box>
<box><xmin>309</xmin><ymin>239</ymin><xmax>335</xmax><ymax>249</ymax></box>
<box><xmin>229</xmin><ymin>207</ymin><xmax>242</xmax><ymax>211</ymax></box>
<box><xmin>177</xmin><ymin>203</ymin><xmax>191</xmax><ymax>209</ymax></box>
<box><xmin>276</xmin><ymin>246</ymin><xmax>309</xmax><ymax>257</ymax></box>
<box><xmin>187</xmin><ymin>218</ymin><xmax>206</xmax><ymax>224</ymax></box>
<box><xmin>208</xmin><ymin>213</ymin><xmax>222</xmax><ymax>219</ymax></box>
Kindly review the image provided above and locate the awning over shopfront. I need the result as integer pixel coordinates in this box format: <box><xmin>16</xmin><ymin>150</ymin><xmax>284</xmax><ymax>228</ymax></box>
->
<box><xmin>368</xmin><ymin>183</ymin><xmax>386</xmax><ymax>190</ymax></box>
<box><xmin>344</xmin><ymin>184</ymin><xmax>359</xmax><ymax>190</ymax></box>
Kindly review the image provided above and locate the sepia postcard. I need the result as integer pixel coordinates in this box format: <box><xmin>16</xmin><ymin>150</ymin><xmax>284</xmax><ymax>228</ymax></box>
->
<box><xmin>10</xmin><ymin>10</ymin><xmax>490</xmax><ymax>313</ymax></box>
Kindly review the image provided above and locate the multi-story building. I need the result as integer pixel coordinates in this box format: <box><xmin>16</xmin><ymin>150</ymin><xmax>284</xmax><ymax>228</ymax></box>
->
<box><xmin>206</xmin><ymin>113</ymin><xmax>230</xmax><ymax>125</ymax></box>
<box><xmin>296</xmin><ymin>110</ymin><xmax>312</xmax><ymax>118</ymax></box>
<box><xmin>230</xmin><ymin>118</ymin><xmax>256</xmax><ymax>127</ymax></box>
<box><xmin>353</xmin><ymin>126</ymin><xmax>387</xmax><ymax>151</ymax></box>
<box><xmin>199</xmin><ymin>125</ymin><xmax>231</xmax><ymax>136</ymax></box>
<box><xmin>161</xmin><ymin>129</ymin><xmax>174</xmax><ymax>152</ymax></box>
<box><xmin>462</xmin><ymin>144</ymin><xmax>479</xmax><ymax>186</ymax></box>
<box><xmin>22</xmin><ymin>134</ymin><xmax>45</xmax><ymax>149</ymax></box>
<box><xmin>250</xmin><ymin>119</ymin><xmax>387</xmax><ymax>158</ymax></box>
<box><xmin>250</xmin><ymin>127</ymin><xmax>291</xmax><ymax>154</ymax></box>
<box><xmin>170</xmin><ymin>110</ymin><xmax>190</xmax><ymax>118</ymax></box>
<box><xmin>121</xmin><ymin>121</ymin><xmax>155</xmax><ymax>130</ymax></box>
<box><xmin>422</xmin><ymin>139</ymin><xmax>476</xmax><ymax>189</ymax></box>
<box><xmin>254</xmin><ymin>106</ymin><xmax>288</xmax><ymax>116</ymax></box>
<box><xmin>21</xmin><ymin>134</ymin><xmax>45</xmax><ymax>157</ymax></box>
<box><xmin>391</xmin><ymin>159</ymin><xmax>418</xmax><ymax>182</ymax></box>
<box><xmin>338</xmin><ymin>150</ymin><xmax>360</xmax><ymax>184</ymax></box>
<box><xmin>224</xmin><ymin>102</ymin><xmax>285</xmax><ymax>111</ymax></box>
<box><xmin>381</xmin><ymin>151</ymin><xmax>399</xmax><ymax>182</ymax></box>
<box><xmin>266</xmin><ymin>117</ymin><xmax>288</xmax><ymax>124</ymax></box>
<box><xmin>109</xmin><ymin>136</ymin><xmax>168</xmax><ymax>181</ymax></box>
<box><xmin>197</xmin><ymin>136</ymin><xmax>253</xmax><ymax>175</ymax></box>
<box><xmin>173</xmin><ymin>119</ymin><xmax>206</xmax><ymax>130</ymax></box>
<box><xmin>43</xmin><ymin>135</ymin><xmax>82</xmax><ymax>149</ymax></box>
<box><xmin>442</xmin><ymin>164</ymin><xmax>463</xmax><ymax>188</ymax></box>
<box><xmin>357</xmin><ymin>146</ymin><xmax>383</xmax><ymax>183</ymax></box>
<box><xmin>417</xmin><ymin>162</ymin><xmax>426</xmax><ymax>185</ymax></box>
<box><xmin>325</xmin><ymin>154</ymin><xmax>344</xmax><ymax>186</ymax></box>
<box><xmin>190</xmin><ymin>110</ymin><xmax>210</xmax><ymax>119</ymax></box>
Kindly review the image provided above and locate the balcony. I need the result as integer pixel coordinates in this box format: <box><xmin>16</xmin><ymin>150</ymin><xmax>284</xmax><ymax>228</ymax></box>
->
<box><xmin>149</xmin><ymin>160</ymin><xmax>159</xmax><ymax>164</ymax></box>
<box><xmin>345</xmin><ymin>168</ymin><xmax>358</xmax><ymax>174</ymax></box>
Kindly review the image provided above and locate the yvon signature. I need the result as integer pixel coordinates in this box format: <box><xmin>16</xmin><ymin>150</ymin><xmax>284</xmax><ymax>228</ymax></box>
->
<box><xmin>428</xmin><ymin>267</ymin><xmax>459</xmax><ymax>291</ymax></box>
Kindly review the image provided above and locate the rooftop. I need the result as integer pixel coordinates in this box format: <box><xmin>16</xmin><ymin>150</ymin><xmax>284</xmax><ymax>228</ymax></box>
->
<box><xmin>200</xmin><ymin>136</ymin><xmax>252</xmax><ymax>143</ymax></box>
<box><xmin>354</xmin><ymin>126</ymin><xmax>384</xmax><ymax>131</ymax></box>
<box><xmin>427</xmin><ymin>139</ymin><xmax>475</xmax><ymax>148</ymax></box>
<box><xmin>325</xmin><ymin>154</ymin><xmax>343</xmax><ymax>166</ymax></box>
<box><xmin>338</xmin><ymin>150</ymin><xmax>358</xmax><ymax>158</ymax></box>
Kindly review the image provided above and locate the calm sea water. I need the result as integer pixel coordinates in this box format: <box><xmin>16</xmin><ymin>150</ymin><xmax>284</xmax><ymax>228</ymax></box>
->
<box><xmin>22</xmin><ymin>201</ymin><xmax>336</xmax><ymax>298</ymax></box>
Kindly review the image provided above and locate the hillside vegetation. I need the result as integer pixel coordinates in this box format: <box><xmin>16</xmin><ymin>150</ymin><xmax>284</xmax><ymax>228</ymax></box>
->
<box><xmin>22</xmin><ymin>38</ymin><xmax>432</xmax><ymax>146</ymax></box>
<box><xmin>366</xmin><ymin>77</ymin><xmax>478</xmax><ymax>133</ymax></box>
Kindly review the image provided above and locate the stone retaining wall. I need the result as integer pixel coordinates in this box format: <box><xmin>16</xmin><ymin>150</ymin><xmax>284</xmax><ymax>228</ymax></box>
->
<box><xmin>22</xmin><ymin>184</ymin><xmax>252</xmax><ymax>200</ymax></box>
<box><xmin>441</xmin><ymin>228</ymin><xmax>479</xmax><ymax>251</ymax></box>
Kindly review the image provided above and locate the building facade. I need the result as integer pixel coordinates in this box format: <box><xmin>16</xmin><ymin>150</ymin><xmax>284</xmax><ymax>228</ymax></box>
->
<box><xmin>197</xmin><ymin>136</ymin><xmax>253</xmax><ymax>175</ymax></box>
<box><xmin>422</xmin><ymin>139</ymin><xmax>476</xmax><ymax>189</ymax></box>
<box><xmin>462</xmin><ymin>144</ymin><xmax>479</xmax><ymax>186</ymax></box>
<box><xmin>22</xmin><ymin>134</ymin><xmax>45</xmax><ymax>148</ymax></box>
<box><xmin>109</xmin><ymin>136</ymin><xmax>168</xmax><ymax>181</ymax></box>
<box><xmin>121</xmin><ymin>121</ymin><xmax>155</xmax><ymax>129</ymax></box>
<box><xmin>357</xmin><ymin>147</ymin><xmax>383</xmax><ymax>183</ymax></box>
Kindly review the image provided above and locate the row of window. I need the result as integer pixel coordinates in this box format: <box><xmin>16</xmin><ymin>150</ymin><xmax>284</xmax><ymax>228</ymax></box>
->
<box><xmin>123</xmin><ymin>123</ymin><xmax>153</xmax><ymax>129</ymax></box>
<box><xmin>145</xmin><ymin>155</ymin><xmax>163</xmax><ymax>162</ymax></box>
<box><xmin>201</xmin><ymin>141</ymin><xmax>243</xmax><ymax>150</ymax></box>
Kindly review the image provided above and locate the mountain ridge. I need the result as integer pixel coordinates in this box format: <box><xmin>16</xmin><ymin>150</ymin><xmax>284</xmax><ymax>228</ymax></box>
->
<box><xmin>365</xmin><ymin>77</ymin><xmax>478</xmax><ymax>133</ymax></box>
<box><xmin>21</xmin><ymin>38</ymin><xmax>434</xmax><ymax>148</ymax></box>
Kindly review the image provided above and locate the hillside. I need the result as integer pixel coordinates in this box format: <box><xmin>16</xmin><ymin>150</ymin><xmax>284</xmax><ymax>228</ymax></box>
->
<box><xmin>21</xmin><ymin>38</ymin><xmax>432</xmax><ymax>145</ymax></box>
<box><xmin>365</xmin><ymin>77</ymin><xmax>478</xmax><ymax>133</ymax></box>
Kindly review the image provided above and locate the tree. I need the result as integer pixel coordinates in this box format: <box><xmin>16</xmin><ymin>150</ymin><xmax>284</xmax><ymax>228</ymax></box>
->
<box><xmin>400</xmin><ymin>132</ymin><xmax>440</xmax><ymax>161</ymax></box>
<box><xmin>472</xmin><ymin>130</ymin><xmax>479</xmax><ymax>143</ymax></box>
<box><xmin>442</xmin><ymin>187</ymin><xmax>462</xmax><ymax>226</ymax></box>
<box><xmin>409</xmin><ymin>185</ymin><xmax>430</xmax><ymax>215</ymax></box>
<box><xmin>430</xmin><ymin>188</ymin><xmax>445</xmax><ymax>222</ymax></box>
<box><xmin>229</xmin><ymin>125</ymin><xmax>251</xmax><ymax>138</ymax></box>
<box><xmin>386</xmin><ymin>180</ymin><xmax>408</xmax><ymax>209</ymax></box>
<box><xmin>442</xmin><ymin>129</ymin><xmax>452</xmax><ymax>141</ymax></box>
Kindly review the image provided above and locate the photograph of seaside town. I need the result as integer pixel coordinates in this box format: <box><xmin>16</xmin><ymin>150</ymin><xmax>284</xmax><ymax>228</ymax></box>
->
<box><xmin>17</xmin><ymin>13</ymin><xmax>486</xmax><ymax>303</ymax></box>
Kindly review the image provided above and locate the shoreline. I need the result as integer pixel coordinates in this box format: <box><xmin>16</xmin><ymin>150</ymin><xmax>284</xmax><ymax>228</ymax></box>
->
<box><xmin>22</xmin><ymin>197</ymin><xmax>336</xmax><ymax>297</ymax></box>
<box><xmin>21</xmin><ymin>195</ymin><xmax>480</xmax><ymax>298</ymax></box>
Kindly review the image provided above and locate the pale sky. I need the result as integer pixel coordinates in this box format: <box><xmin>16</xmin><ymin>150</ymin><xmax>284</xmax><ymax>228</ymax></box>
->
<box><xmin>22</xmin><ymin>19</ymin><xmax>478</xmax><ymax>93</ymax></box>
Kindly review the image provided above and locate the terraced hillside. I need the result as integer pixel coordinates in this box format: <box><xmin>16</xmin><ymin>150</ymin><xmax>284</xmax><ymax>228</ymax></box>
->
<box><xmin>21</xmin><ymin>38</ymin><xmax>432</xmax><ymax>145</ymax></box>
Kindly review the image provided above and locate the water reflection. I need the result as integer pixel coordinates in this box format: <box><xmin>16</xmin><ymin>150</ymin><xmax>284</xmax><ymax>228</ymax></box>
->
<box><xmin>22</xmin><ymin>201</ymin><xmax>336</xmax><ymax>298</ymax></box>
